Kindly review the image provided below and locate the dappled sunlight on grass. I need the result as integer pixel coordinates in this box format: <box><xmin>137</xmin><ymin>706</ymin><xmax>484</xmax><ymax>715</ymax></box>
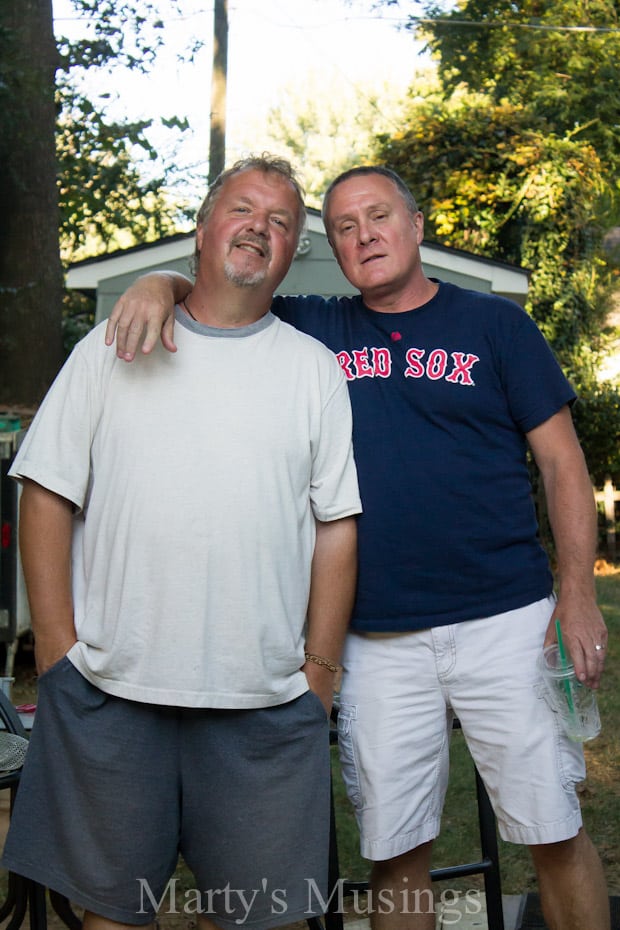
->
<box><xmin>584</xmin><ymin>745</ymin><xmax>620</xmax><ymax>790</ymax></box>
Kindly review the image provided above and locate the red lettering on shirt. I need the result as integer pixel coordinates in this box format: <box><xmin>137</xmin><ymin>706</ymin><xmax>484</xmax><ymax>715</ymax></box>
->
<box><xmin>338</xmin><ymin>345</ymin><xmax>481</xmax><ymax>385</ymax></box>
<box><xmin>336</xmin><ymin>351</ymin><xmax>356</xmax><ymax>381</ymax></box>
<box><xmin>404</xmin><ymin>347</ymin><xmax>425</xmax><ymax>378</ymax></box>
<box><xmin>446</xmin><ymin>352</ymin><xmax>480</xmax><ymax>385</ymax></box>
<box><xmin>337</xmin><ymin>348</ymin><xmax>392</xmax><ymax>380</ymax></box>
<box><xmin>371</xmin><ymin>348</ymin><xmax>391</xmax><ymax>378</ymax></box>
<box><xmin>426</xmin><ymin>349</ymin><xmax>448</xmax><ymax>380</ymax></box>
<box><xmin>352</xmin><ymin>348</ymin><xmax>374</xmax><ymax>378</ymax></box>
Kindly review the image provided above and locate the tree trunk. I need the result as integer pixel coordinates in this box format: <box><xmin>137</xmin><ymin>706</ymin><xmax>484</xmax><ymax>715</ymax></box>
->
<box><xmin>0</xmin><ymin>0</ymin><xmax>63</xmax><ymax>407</ymax></box>
<box><xmin>208</xmin><ymin>0</ymin><xmax>228</xmax><ymax>185</ymax></box>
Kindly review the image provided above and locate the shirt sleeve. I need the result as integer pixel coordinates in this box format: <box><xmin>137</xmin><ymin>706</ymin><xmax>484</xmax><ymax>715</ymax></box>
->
<box><xmin>309</xmin><ymin>356</ymin><xmax>362</xmax><ymax>522</ymax></box>
<box><xmin>502</xmin><ymin>313</ymin><xmax>576</xmax><ymax>434</ymax></box>
<box><xmin>9</xmin><ymin>332</ymin><xmax>107</xmax><ymax>510</ymax></box>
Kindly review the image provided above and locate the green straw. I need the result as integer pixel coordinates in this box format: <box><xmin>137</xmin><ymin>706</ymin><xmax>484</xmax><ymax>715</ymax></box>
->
<box><xmin>555</xmin><ymin>618</ymin><xmax>576</xmax><ymax>714</ymax></box>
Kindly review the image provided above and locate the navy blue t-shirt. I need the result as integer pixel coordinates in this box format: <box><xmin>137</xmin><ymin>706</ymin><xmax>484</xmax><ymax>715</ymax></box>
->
<box><xmin>272</xmin><ymin>281</ymin><xmax>576</xmax><ymax>632</ymax></box>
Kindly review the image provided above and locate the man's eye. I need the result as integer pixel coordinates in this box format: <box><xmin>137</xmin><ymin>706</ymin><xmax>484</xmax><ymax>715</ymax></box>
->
<box><xmin>272</xmin><ymin>217</ymin><xmax>287</xmax><ymax>229</ymax></box>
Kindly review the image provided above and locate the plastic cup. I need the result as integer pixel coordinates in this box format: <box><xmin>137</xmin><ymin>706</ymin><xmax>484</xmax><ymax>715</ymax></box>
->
<box><xmin>538</xmin><ymin>644</ymin><xmax>601</xmax><ymax>742</ymax></box>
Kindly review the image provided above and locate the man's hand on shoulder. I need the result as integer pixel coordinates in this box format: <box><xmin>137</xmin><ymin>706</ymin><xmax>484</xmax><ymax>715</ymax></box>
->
<box><xmin>105</xmin><ymin>271</ymin><xmax>191</xmax><ymax>361</ymax></box>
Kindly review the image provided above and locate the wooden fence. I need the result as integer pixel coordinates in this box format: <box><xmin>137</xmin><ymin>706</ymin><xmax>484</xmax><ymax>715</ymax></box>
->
<box><xmin>594</xmin><ymin>478</ymin><xmax>620</xmax><ymax>562</ymax></box>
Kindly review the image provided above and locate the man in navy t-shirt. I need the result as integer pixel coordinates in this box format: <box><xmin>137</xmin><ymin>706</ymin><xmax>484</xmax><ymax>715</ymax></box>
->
<box><xmin>109</xmin><ymin>165</ymin><xmax>610</xmax><ymax>930</ymax></box>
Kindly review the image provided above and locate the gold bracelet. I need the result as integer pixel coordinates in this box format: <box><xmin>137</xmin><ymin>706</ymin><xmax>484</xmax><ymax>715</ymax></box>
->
<box><xmin>304</xmin><ymin>652</ymin><xmax>342</xmax><ymax>674</ymax></box>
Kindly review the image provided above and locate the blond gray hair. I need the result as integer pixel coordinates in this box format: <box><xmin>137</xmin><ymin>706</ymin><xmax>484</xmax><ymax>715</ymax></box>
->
<box><xmin>192</xmin><ymin>154</ymin><xmax>306</xmax><ymax>273</ymax></box>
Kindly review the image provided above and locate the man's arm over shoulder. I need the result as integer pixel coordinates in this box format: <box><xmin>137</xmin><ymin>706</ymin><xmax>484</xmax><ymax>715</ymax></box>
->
<box><xmin>19</xmin><ymin>479</ymin><xmax>77</xmax><ymax>676</ymax></box>
<box><xmin>105</xmin><ymin>271</ymin><xmax>192</xmax><ymax>361</ymax></box>
<box><xmin>105</xmin><ymin>277</ymin><xmax>329</xmax><ymax>362</ymax></box>
<box><xmin>527</xmin><ymin>405</ymin><xmax>607</xmax><ymax>688</ymax></box>
<box><xmin>304</xmin><ymin>516</ymin><xmax>358</xmax><ymax>715</ymax></box>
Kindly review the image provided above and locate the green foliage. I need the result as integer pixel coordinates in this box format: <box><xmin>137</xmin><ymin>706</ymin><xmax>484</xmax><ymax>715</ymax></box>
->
<box><xmin>55</xmin><ymin>2</ymin><xmax>196</xmax><ymax>267</ymax></box>
<box><xmin>264</xmin><ymin>75</ymin><xmax>423</xmax><ymax>208</ymax></box>
<box><xmin>412</xmin><ymin>0</ymin><xmax>620</xmax><ymax>177</ymax></box>
<box><xmin>57</xmin><ymin>81</ymin><xmax>189</xmax><ymax>262</ymax></box>
<box><xmin>572</xmin><ymin>382</ymin><xmax>620</xmax><ymax>485</ymax></box>
<box><xmin>374</xmin><ymin>89</ymin><xmax>620</xmax><ymax>480</ymax></box>
<box><xmin>57</xmin><ymin>0</ymin><xmax>168</xmax><ymax>73</ymax></box>
<box><xmin>52</xmin><ymin>2</ymin><xmax>198</xmax><ymax>351</ymax></box>
<box><xmin>376</xmin><ymin>95</ymin><xmax>609</xmax><ymax>341</ymax></box>
<box><xmin>62</xmin><ymin>290</ymin><xmax>95</xmax><ymax>356</ymax></box>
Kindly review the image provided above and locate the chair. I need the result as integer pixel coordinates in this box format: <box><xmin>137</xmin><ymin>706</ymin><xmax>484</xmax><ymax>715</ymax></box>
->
<box><xmin>0</xmin><ymin>689</ymin><xmax>49</xmax><ymax>930</ymax></box>
<box><xmin>308</xmin><ymin>715</ymin><xmax>505</xmax><ymax>930</ymax></box>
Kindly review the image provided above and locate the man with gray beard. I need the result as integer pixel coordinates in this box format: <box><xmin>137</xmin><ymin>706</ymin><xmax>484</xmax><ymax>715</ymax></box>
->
<box><xmin>3</xmin><ymin>155</ymin><xmax>361</xmax><ymax>930</ymax></box>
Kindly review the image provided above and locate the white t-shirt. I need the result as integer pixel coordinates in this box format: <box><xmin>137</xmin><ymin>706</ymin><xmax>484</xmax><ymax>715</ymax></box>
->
<box><xmin>11</xmin><ymin>310</ymin><xmax>361</xmax><ymax>708</ymax></box>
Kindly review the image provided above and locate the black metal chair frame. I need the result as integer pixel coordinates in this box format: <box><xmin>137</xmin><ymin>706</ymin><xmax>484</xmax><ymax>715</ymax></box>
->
<box><xmin>0</xmin><ymin>692</ymin><xmax>82</xmax><ymax>930</ymax></box>
<box><xmin>307</xmin><ymin>716</ymin><xmax>505</xmax><ymax>930</ymax></box>
<box><xmin>0</xmin><ymin>690</ymin><xmax>43</xmax><ymax>930</ymax></box>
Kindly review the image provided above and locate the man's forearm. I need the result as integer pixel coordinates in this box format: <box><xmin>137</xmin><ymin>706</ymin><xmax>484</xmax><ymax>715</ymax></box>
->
<box><xmin>106</xmin><ymin>270</ymin><xmax>193</xmax><ymax>360</ymax></box>
<box><xmin>530</xmin><ymin>409</ymin><xmax>598</xmax><ymax>600</ymax></box>
<box><xmin>19</xmin><ymin>479</ymin><xmax>77</xmax><ymax>674</ymax></box>
<box><xmin>544</xmin><ymin>455</ymin><xmax>598</xmax><ymax>600</ymax></box>
<box><xmin>304</xmin><ymin>516</ymin><xmax>358</xmax><ymax>712</ymax></box>
<box><xmin>528</xmin><ymin>406</ymin><xmax>607</xmax><ymax>686</ymax></box>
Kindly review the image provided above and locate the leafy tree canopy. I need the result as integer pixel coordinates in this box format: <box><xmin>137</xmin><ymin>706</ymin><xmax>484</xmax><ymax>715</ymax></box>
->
<box><xmin>377</xmin><ymin>92</ymin><xmax>610</xmax><ymax>357</ymax></box>
<box><xmin>374</xmin><ymin>88</ymin><xmax>620</xmax><ymax>479</ymax></box>
<box><xmin>57</xmin><ymin>82</ymin><xmax>190</xmax><ymax>264</ymax></box>
<box><xmin>398</xmin><ymin>0</ymin><xmax>620</xmax><ymax>181</ymax></box>
<box><xmin>51</xmin><ymin>1</ymin><xmax>202</xmax><ymax>350</ymax></box>
<box><xmin>360</xmin><ymin>0</ymin><xmax>620</xmax><ymax>480</ymax></box>
<box><xmin>264</xmin><ymin>74</ymin><xmax>432</xmax><ymax>209</ymax></box>
<box><xmin>55</xmin><ymin>1</ymin><xmax>198</xmax><ymax>265</ymax></box>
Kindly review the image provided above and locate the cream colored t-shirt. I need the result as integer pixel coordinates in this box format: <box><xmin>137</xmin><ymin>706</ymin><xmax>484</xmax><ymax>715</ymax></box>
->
<box><xmin>11</xmin><ymin>310</ymin><xmax>361</xmax><ymax>708</ymax></box>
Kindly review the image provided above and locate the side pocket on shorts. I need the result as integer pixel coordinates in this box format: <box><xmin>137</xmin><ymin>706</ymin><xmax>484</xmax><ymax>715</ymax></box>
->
<box><xmin>534</xmin><ymin>680</ymin><xmax>587</xmax><ymax>791</ymax></box>
<box><xmin>303</xmin><ymin>688</ymin><xmax>330</xmax><ymax>722</ymax></box>
<box><xmin>555</xmin><ymin>726</ymin><xmax>587</xmax><ymax>791</ymax></box>
<box><xmin>36</xmin><ymin>653</ymin><xmax>73</xmax><ymax>683</ymax></box>
<box><xmin>336</xmin><ymin>702</ymin><xmax>363</xmax><ymax>810</ymax></box>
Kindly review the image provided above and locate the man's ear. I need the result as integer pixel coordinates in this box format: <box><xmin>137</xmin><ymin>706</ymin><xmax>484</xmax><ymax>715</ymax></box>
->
<box><xmin>196</xmin><ymin>223</ymin><xmax>205</xmax><ymax>254</ymax></box>
<box><xmin>414</xmin><ymin>211</ymin><xmax>425</xmax><ymax>244</ymax></box>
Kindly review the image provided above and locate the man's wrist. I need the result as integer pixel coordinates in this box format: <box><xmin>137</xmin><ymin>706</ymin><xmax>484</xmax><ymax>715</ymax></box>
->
<box><xmin>304</xmin><ymin>651</ymin><xmax>342</xmax><ymax>673</ymax></box>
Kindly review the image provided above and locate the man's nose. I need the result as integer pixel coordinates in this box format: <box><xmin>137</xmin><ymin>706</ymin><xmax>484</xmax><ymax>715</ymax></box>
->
<box><xmin>246</xmin><ymin>211</ymin><xmax>269</xmax><ymax>235</ymax></box>
<box><xmin>358</xmin><ymin>222</ymin><xmax>377</xmax><ymax>245</ymax></box>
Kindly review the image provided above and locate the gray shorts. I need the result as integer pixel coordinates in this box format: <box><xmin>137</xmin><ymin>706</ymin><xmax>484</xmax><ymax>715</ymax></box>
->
<box><xmin>2</xmin><ymin>658</ymin><xmax>330</xmax><ymax>929</ymax></box>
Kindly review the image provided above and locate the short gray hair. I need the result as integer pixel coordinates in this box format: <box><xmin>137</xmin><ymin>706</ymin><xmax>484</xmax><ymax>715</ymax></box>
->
<box><xmin>322</xmin><ymin>165</ymin><xmax>419</xmax><ymax>239</ymax></box>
